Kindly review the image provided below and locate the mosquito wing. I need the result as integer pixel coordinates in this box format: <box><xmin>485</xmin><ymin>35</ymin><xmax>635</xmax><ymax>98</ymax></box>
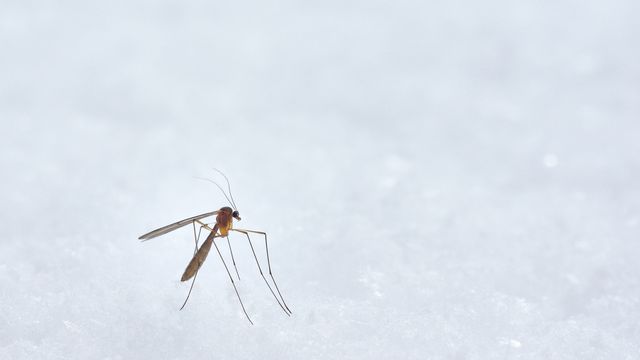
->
<box><xmin>138</xmin><ymin>211</ymin><xmax>218</xmax><ymax>241</ymax></box>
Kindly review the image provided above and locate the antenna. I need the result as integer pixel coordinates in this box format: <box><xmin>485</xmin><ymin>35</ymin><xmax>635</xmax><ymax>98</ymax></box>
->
<box><xmin>212</xmin><ymin>168</ymin><xmax>238</xmax><ymax>210</ymax></box>
<box><xmin>194</xmin><ymin>176</ymin><xmax>235</xmax><ymax>209</ymax></box>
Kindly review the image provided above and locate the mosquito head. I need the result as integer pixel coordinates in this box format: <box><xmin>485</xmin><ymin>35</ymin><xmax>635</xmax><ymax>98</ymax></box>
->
<box><xmin>232</xmin><ymin>210</ymin><xmax>241</xmax><ymax>221</ymax></box>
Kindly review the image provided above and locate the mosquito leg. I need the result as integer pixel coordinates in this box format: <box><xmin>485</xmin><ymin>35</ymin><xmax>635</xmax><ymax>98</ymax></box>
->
<box><xmin>212</xmin><ymin>237</ymin><xmax>254</xmax><ymax>325</ymax></box>
<box><xmin>226</xmin><ymin>236</ymin><xmax>241</xmax><ymax>281</ymax></box>
<box><xmin>180</xmin><ymin>272</ymin><xmax>199</xmax><ymax>311</ymax></box>
<box><xmin>192</xmin><ymin>221</ymin><xmax>205</xmax><ymax>253</ymax></box>
<box><xmin>231</xmin><ymin>229</ymin><xmax>290</xmax><ymax>316</ymax></box>
<box><xmin>194</xmin><ymin>221</ymin><xmax>216</xmax><ymax>234</ymax></box>
<box><xmin>180</xmin><ymin>221</ymin><xmax>205</xmax><ymax>311</ymax></box>
<box><xmin>235</xmin><ymin>228</ymin><xmax>291</xmax><ymax>314</ymax></box>
<box><xmin>262</xmin><ymin>232</ymin><xmax>292</xmax><ymax>314</ymax></box>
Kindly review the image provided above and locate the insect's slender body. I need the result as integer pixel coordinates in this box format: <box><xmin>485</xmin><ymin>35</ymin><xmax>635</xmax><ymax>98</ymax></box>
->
<box><xmin>180</xmin><ymin>207</ymin><xmax>236</xmax><ymax>282</ymax></box>
<box><xmin>180</xmin><ymin>224</ymin><xmax>217</xmax><ymax>282</ymax></box>
<box><xmin>138</xmin><ymin>173</ymin><xmax>291</xmax><ymax>325</ymax></box>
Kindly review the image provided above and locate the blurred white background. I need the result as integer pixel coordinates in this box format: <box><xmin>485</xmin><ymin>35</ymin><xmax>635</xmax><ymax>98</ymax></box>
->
<box><xmin>1</xmin><ymin>0</ymin><xmax>639</xmax><ymax>358</ymax></box>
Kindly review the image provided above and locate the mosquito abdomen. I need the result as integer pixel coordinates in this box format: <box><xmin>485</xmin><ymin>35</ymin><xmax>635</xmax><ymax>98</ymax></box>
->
<box><xmin>181</xmin><ymin>230</ymin><xmax>216</xmax><ymax>281</ymax></box>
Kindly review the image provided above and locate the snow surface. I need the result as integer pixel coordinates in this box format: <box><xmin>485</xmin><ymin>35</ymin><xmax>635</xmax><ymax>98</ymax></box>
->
<box><xmin>1</xmin><ymin>0</ymin><xmax>639</xmax><ymax>359</ymax></box>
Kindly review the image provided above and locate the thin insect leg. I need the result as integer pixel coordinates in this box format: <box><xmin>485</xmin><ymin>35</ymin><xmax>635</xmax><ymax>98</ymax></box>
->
<box><xmin>180</xmin><ymin>221</ymin><xmax>205</xmax><ymax>311</ymax></box>
<box><xmin>192</xmin><ymin>222</ymin><xmax>205</xmax><ymax>254</ymax></box>
<box><xmin>235</xmin><ymin>229</ymin><xmax>291</xmax><ymax>313</ymax></box>
<box><xmin>232</xmin><ymin>229</ymin><xmax>290</xmax><ymax>316</ymax></box>
<box><xmin>226</xmin><ymin>236</ymin><xmax>241</xmax><ymax>281</ymax></box>
<box><xmin>195</xmin><ymin>220</ymin><xmax>216</xmax><ymax>233</ymax></box>
<box><xmin>212</xmin><ymin>237</ymin><xmax>254</xmax><ymax>325</ymax></box>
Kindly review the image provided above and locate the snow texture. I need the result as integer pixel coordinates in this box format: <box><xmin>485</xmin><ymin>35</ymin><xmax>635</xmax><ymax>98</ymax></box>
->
<box><xmin>1</xmin><ymin>0</ymin><xmax>639</xmax><ymax>359</ymax></box>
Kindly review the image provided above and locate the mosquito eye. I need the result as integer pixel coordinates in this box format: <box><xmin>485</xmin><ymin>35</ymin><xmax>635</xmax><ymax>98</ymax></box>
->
<box><xmin>233</xmin><ymin>211</ymin><xmax>239</xmax><ymax>217</ymax></box>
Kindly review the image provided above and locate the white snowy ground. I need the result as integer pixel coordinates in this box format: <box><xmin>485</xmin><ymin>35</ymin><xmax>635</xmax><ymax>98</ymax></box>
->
<box><xmin>1</xmin><ymin>0</ymin><xmax>639</xmax><ymax>359</ymax></box>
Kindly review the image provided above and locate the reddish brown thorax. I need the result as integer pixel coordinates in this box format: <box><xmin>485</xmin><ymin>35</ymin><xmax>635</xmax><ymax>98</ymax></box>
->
<box><xmin>217</xmin><ymin>206</ymin><xmax>234</xmax><ymax>236</ymax></box>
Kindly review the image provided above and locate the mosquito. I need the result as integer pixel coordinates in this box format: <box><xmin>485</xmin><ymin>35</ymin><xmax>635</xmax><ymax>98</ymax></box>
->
<box><xmin>138</xmin><ymin>170</ymin><xmax>291</xmax><ymax>324</ymax></box>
